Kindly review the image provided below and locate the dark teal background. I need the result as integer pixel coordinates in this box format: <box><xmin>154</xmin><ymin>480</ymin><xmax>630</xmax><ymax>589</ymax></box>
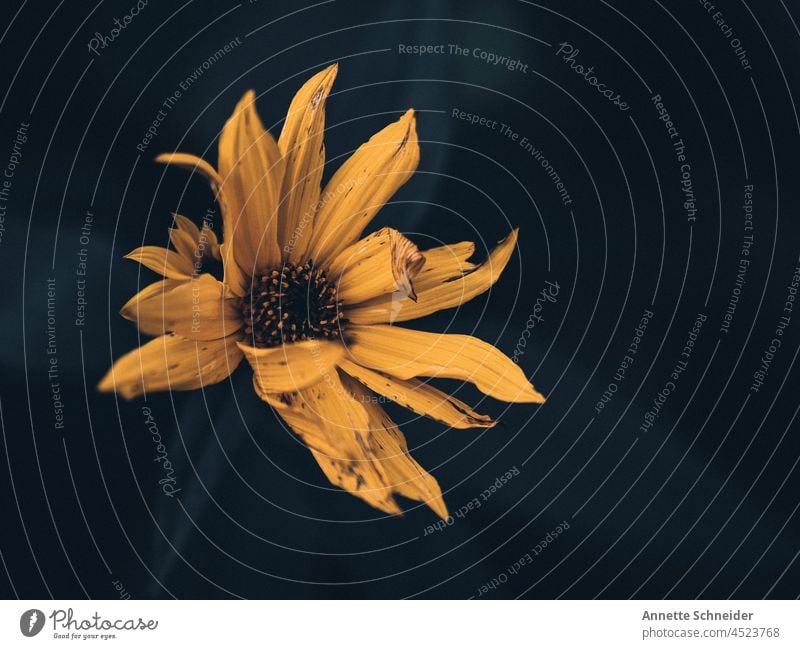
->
<box><xmin>0</xmin><ymin>0</ymin><xmax>798</xmax><ymax>598</ymax></box>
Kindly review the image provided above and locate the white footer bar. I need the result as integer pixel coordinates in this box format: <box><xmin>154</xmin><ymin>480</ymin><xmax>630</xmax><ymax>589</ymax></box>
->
<box><xmin>1</xmin><ymin>600</ymin><xmax>797</xmax><ymax>648</ymax></box>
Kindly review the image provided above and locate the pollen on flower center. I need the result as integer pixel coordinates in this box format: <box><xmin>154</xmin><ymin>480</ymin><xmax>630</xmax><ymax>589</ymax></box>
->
<box><xmin>241</xmin><ymin>261</ymin><xmax>346</xmax><ymax>347</ymax></box>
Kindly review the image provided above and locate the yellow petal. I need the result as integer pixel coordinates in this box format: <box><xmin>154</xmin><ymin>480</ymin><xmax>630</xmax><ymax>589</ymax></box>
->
<box><xmin>155</xmin><ymin>153</ymin><xmax>246</xmax><ymax>295</ymax></box>
<box><xmin>169</xmin><ymin>213</ymin><xmax>220</xmax><ymax>266</ymax></box>
<box><xmin>256</xmin><ymin>370</ymin><xmax>447</xmax><ymax>516</ymax></box>
<box><xmin>413</xmin><ymin>240</ymin><xmax>476</xmax><ymax>292</ymax></box>
<box><xmin>349</xmin><ymin>380</ymin><xmax>448</xmax><ymax>519</ymax></box>
<box><xmin>200</xmin><ymin>223</ymin><xmax>221</xmax><ymax>260</ymax></box>
<box><xmin>307</xmin><ymin>110</ymin><xmax>419</xmax><ymax>265</ymax></box>
<box><xmin>218</xmin><ymin>242</ymin><xmax>247</xmax><ymax>297</ymax></box>
<box><xmin>329</xmin><ymin>227</ymin><xmax>425</xmax><ymax>304</ymax></box>
<box><xmin>238</xmin><ymin>338</ymin><xmax>344</xmax><ymax>393</ymax></box>
<box><xmin>340</xmin><ymin>358</ymin><xmax>494</xmax><ymax>429</ymax></box>
<box><xmin>170</xmin><ymin>213</ymin><xmax>200</xmax><ymax>259</ymax></box>
<box><xmin>277</xmin><ymin>64</ymin><xmax>337</xmax><ymax>262</ymax></box>
<box><xmin>172</xmin><ymin>212</ymin><xmax>201</xmax><ymax>241</ymax></box>
<box><xmin>218</xmin><ymin>90</ymin><xmax>284</xmax><ymax>276</ymax></box>
<box><xmin>346</xmin><ymin>324</ymin><xmax>545</xmax><ymax>403</ymax></box>
<box><xmin>257</xmin><ymin>383</ymin><xmax>368</xmax><ymax>463</ymax></box>
<box><xmin>348</xmin><ymin>230</ymin><xmax>517</xmax><ymax>324</ymax></box>
<box><xmin>124</xmin><ymin>245</ymin><xmax>193</xmax><ymax>280</ymax></box>
<box><xmin>256</xmin><ymin>373</ymin><xmax>401</xmax><ymax>515</ymax></box>
<box><xmin>97</xmin><ymin>333</ymin><xmax>243</xmax><ymax>400</ymax></box>
<box><xmin>337</xmin><ymin>373</ymin><xmax>448</xmax><ymax>517</ymax></box>
<box><xmin>120</xmin><ymin>274</ymin><xmax>242</xmax><ymax>340</ymax></box>
<box><xmin>169</xmin><ymin>227</ymin><xmax>198</xmax><ymax>264</ymax></box>
<box><xmin>154</xmin><ymin>153</ymin><xmax>224</xmax><ymax>193</ymax></box>
<box><xmin>119</xmin><ymin>279</ymin><xmax>185</xmax><ymax>337</ymax></box>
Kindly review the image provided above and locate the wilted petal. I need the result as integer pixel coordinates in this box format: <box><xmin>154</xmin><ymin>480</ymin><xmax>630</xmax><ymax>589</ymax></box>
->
<box><xmin>340</xmin><ymin>358</ymin><xmax>494</xmax><ymax>429</ymax></box>
<box><xmin>256</xmin><ymin>370</ymin><xmax>446</xmax><ymax>516</ymax></box>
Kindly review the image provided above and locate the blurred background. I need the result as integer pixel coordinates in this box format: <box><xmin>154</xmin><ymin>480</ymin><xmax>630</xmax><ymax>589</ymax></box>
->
<box><xmin>0</xmin><ymin>0</ymin><xmax>798</xmax><ymax>598</ymax></box>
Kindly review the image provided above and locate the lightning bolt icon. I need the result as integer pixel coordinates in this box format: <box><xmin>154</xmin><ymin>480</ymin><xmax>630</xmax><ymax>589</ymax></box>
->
<box><xmin>28</xmin><ymin>611</ymin><xmax>37</xmax><ymax>632</ymax></box>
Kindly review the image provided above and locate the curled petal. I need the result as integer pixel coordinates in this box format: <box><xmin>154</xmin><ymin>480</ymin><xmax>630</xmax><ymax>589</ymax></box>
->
<box><xmin>348</xmin><ymin>230</ymin><xmax>517</xmax><ymax>324</ymax></box>
<box><xmin>329</xmin><ymin>227</ymin><xmax>425</xmax><ymax>304</ymax></box>
<box><xmin>154</xmin><ymin>152</ymin><xmax>224</xmax><ymax>193</ymax></box>
<box><xmin>412</xmin><ymin>240</ymin><xmax>476</xmax><ymax>292</ymax></box>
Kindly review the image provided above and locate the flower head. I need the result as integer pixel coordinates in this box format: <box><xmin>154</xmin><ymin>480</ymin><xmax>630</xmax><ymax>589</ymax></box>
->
<box><xmin>99</xmin><ymin>64</ymin><xmax>544</xmax><ymax>517</ymax></box>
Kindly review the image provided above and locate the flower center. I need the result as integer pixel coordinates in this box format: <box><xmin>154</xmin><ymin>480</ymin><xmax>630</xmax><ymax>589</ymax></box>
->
<box><xmin>241</xmin><ymin>261</ymin><xmax>345</xmax><ymax>347</ymax></box>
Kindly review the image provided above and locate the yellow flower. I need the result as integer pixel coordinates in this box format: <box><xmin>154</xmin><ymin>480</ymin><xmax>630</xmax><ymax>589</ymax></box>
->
<box><xmin>99</xmin><ymin>64</ymin><xmax>544</xmax><ymax>517</ymax></box>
